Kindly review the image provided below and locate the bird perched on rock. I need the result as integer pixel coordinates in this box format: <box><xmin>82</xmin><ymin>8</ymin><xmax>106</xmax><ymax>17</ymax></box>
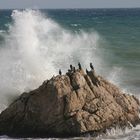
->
<box><xmin>86</xmin><ymin>69</ymin><xmax>89</xmax><ymax>74</ymax></box>
<box><xmin>90</xmin><ymin>62</ymin><xmax>94</xmax><ymax>70</ymax></box>
<box><xmin>68</xmin><ymin>69</ymin><xmax>71</xmax><ymax>73</ymax></box>
<box><xmin>59</xmin><ymin>69</ymin><xmax>62</xmax><ymax>75</ymax></box>
<box><xmin>73</xmin><ymin>67</ymin><xmax>76</xmax><ymax>72</ymax></box>
<box><xmin>70</xmin><ymin>65</ymin><xmax>73</xmax><ymax>71</ymax></box>
<box><xmin>78</xmin><ymin>62</ymin><xmax>82</xmax><ymax>70</ymax></box>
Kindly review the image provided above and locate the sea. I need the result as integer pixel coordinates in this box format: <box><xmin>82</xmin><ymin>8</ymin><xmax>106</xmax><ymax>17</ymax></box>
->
<box><xmin>0</xmin><ymin>8</ymin><xmax>140</xmax><ymax>139</ymax></box>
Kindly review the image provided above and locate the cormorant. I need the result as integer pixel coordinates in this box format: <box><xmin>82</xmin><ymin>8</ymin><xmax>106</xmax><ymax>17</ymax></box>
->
<box><xmin>78</xmin><ymin>62</ymin><xmax>82</xmax><ymax>70</ymax></box>
<box><xmin>59</xmin><ymin>69</ymin><xmax>62</xmax><ymax>75</ymax></box>
<box><xmin>70</xmin><ymin>65</ymin><xmax>73</xmax><ymax>70</ymax></box>
<box><xmin>90</xmin><ymin>62</ymin><xmax>94</xmax><ymax>70</ymax></box>
<box><xmin>86</xmin><ymin>69</ymin><xmax>89</xmax><ymax>74</ymax></box>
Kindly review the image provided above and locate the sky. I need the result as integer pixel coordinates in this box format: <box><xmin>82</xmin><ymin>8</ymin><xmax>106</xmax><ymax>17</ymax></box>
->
<box><xmin>0</xmin><ymin>0</ymin><xmax>140</xmax><ymax>9</ymax></box>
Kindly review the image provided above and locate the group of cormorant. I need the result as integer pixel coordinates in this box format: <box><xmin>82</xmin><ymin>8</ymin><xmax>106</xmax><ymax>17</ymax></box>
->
<box><xmin>59</xmin><ymin>62</ymin><xmax>94</xmax><ymax>75</ymax></box>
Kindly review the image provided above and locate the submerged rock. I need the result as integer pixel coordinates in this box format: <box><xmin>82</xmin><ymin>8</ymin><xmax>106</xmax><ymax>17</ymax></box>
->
<box><xmin>0</xmin><ymin>67</ymin><xmax>139</xmax><ymax>138</ymax></box>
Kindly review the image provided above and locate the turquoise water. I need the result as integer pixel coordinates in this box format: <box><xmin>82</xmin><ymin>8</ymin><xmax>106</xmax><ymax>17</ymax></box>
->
<box><xmin>0</xmin><ymin>9</ymin><xmax>140</xmax><ymax>139</ymax></box>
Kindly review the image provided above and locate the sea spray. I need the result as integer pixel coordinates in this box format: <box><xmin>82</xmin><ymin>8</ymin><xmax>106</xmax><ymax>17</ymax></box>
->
<box><xmin>0</xmin><ymin>9</ymin><xmax>104</xmax><ymax>110</ymax></box>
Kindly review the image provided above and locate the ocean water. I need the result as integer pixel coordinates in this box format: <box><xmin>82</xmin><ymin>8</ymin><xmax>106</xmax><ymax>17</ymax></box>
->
<box><xmin>0</xmin><ymin>8</ymin><xmax>140</xmax><ymax>139</ymax></box>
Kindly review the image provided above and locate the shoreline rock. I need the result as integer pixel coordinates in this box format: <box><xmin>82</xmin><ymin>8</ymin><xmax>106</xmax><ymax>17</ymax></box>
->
<box><xmin>0</xmin><ymin>67</ymin><xmax>139</xmax><ymax>138</ymax></box>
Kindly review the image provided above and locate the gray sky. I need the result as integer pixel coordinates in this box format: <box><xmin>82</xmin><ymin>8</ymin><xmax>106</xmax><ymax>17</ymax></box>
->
<box><xmin>0</xmin><ymin>0</ymin><xmax>140</xmax><ymax>9</ymax></box>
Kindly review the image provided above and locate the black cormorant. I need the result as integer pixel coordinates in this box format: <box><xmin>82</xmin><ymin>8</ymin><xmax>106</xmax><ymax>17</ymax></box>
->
<box><xmin>59</xmin><ymin>69</ymin><xmax>62</xmax><ymax>75</ymax></box>
<box><xmin>70</xmin><ymin>64</ymin><xmax>73</xmax><ymax>70</ymax></box>
<box><xmin>78</xmin><ymin>62</ymin><xmax>82</xmax><ymax>70</ymax></box>
<box><xmin>86</xmin><ymin>69</ymin><xmax>89</xmax><ymax>74</ymax></box>
<box><xmin>90</xmin><ymin>62</ymin><xmax>94</xmax><ymax>70</ymax></box>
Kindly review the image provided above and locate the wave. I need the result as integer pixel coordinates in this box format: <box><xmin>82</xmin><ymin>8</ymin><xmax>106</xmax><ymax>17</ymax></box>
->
<box><xmin>0</xmin><ymin>9</ymin><xmax>106</xmax><ymax>110</ymax></box>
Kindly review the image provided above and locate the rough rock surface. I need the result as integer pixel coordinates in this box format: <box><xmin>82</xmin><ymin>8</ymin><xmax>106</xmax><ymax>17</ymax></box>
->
<box><xmin>0</xmin><ymin>68</ymin><xmax>139</xmax><ymax>138</ymax></box>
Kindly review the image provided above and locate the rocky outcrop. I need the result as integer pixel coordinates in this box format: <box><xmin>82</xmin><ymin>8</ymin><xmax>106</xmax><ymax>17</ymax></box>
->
<box><xmin>0</xmin><ymin>67</ymin><xmax>139</xmax><ymax>138</ymax></box>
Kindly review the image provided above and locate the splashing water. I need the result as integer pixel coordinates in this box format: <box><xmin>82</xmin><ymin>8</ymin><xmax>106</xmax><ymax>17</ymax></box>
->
<box><xmin>0</xmin><ymin>9</ymin><xmax>104</xmax><ymax>109</ymax></box>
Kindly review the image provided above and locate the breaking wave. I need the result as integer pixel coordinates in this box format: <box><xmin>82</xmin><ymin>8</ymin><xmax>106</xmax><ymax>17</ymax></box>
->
<box><xmin>0</xmin><ymin>9</ymin><xmax>105</xmax><ymax>109</ymax></box>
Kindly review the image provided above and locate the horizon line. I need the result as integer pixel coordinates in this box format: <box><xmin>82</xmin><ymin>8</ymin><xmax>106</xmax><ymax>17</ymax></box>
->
<box><xmin>0</xmin><ymin>7</ymin><xmax>140</xmax><ymax>10</ymax></box>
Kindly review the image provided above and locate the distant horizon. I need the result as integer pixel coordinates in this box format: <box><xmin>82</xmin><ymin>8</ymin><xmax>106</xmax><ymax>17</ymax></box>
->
<box><xmin>1</xmin><ymin>7</ymin><xmax>140</xmax><ymax>10</ymax></box>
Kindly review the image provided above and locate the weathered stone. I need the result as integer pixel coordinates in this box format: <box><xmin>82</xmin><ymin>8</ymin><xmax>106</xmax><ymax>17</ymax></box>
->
<box><xmin>0</xmin><ymin>68</ymin><xmax>139</xmax><ymax>138</ymax></box>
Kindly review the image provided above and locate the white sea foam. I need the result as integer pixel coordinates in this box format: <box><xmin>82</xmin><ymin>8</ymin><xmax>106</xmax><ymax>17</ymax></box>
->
<box><xmin>107</xmin><ymin>66</ymin><xmax>123</xmax><ymax>85</ymax></box>
<box><xmin>95</xmin><ymin>124</ymin><xmax>140</xmax><ymax>140</ymax></box>
<box><xmin>0</xmin><ymin>30</ymin><xmax>4</xmax><ymax>33</ymax></box>
<box><xmin>0</xmin><ymin>9</ymin><xmax>105</xmax><ymax>110</ymax></box>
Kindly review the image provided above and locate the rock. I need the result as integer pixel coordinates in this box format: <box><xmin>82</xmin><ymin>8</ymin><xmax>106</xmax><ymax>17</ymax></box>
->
<box><xmin>0</xmin><ymin>68</ymin><xmax>139</xmax><ymax>138</ymax></box>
